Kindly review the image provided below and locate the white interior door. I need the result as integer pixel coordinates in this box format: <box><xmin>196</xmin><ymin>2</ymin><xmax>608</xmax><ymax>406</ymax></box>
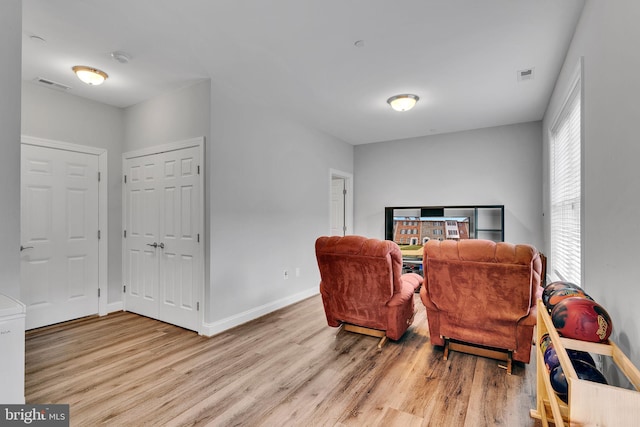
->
<box><xmin>123</xmin><ymin>155</ymin><xmax>161</xmax><ymax>319</ymax></box>
<box><xmin>21</xmin><ymin>144</ymin><xmax>100</xmax><ymax>330</ymax></box>
<box><xmin>157</xmin><ymin>147</ymin><xmax>200</xmax><ymax>330</ymax></box>
<box><xmin>330</xmin><ymin>177</ymin><xmax>346</xmax><ymax>236</ymax></box>
<box><xmin>123</xmin><ymin>144</ymin><xmax>202</xmax><ymax>332</ymax></box>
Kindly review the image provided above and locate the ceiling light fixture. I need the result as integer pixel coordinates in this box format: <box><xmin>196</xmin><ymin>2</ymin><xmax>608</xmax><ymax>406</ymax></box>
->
<box><xmin>72</xmin><ymin>65</ymin><xmax>108</xmax><ymax>86</ymax></box>
<box><xmin>387</xmin><ymin>94</ymin><xmax>419</xmax><ymax>112</ymax></box>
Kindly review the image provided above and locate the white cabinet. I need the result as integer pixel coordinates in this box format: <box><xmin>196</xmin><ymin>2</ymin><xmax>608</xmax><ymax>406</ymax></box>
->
<box><xmin>0</xmin><ymin>293</ymin><xmax>26</xmax><ymax>404</ymax></box>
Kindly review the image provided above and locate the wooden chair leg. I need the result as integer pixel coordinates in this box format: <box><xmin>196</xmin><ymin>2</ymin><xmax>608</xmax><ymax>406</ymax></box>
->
<box><xmin>342</xmin><ymin>324</ymin><xmax>388</xmax><ymax>349</ymax></box>
<box><xmin>444</xmin><ymin>338</ymin><xmax>513</xmax><ymax>375</ymax></box>
<box><xmin>498</xmin><ymin>351</ymin><xmax>513</xmax><ymax>375</ymax></box>
<box><xmin>378</xmin><ymin>336</ymin><xmax>388</xmax><ymax>349</ymax></box>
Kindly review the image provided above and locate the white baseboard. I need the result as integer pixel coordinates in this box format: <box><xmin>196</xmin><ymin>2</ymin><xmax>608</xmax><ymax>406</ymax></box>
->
<box><xmin>200</xmin><ymin>287</ymin><xmax>319</xmax><ymax>337</ymax></box>
<box><xmin>106</xmin><ymin>301</ymin><xmax>123</xmax><ymax>314</ymax></box>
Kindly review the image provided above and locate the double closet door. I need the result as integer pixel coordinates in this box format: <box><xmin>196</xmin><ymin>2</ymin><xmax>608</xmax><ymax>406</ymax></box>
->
<box><xmin>123</xmin><ymin>144</ymin><xmax>202</xmax><ymax>332</ymax></box>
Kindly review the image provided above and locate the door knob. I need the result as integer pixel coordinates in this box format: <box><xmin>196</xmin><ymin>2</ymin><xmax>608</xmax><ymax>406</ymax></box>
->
<box><xmin>20</xmin><ymin>245</ymin><xmax>34</xmax><ymax>252</ymax></box>
<box><xmin>146</xmin><ymin>242</ymin><xmax>158</xmax><ymax>248</ymax></box>
<box><xmin>158</xmin><ymin>242</ymin><xmax>165</xmax><ymax>249</ymax></box>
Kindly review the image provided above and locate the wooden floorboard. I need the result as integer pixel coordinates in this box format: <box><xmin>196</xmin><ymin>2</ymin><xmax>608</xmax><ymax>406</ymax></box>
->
<box><xmin>25</xmin><ymin>294</ymin><xmax>542</xmax><ymax>426</ymax></box>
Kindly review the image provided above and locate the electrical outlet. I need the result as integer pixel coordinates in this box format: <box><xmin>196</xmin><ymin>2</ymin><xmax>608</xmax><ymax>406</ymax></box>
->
<box><xmin>283</xmin><ymin>270</ymin><xmax>289</xmax><ymax>279</ymax></box>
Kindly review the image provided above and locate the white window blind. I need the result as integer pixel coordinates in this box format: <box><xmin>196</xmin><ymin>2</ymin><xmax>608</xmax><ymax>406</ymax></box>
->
<box><xmin>550</xmin><ymin>71</ymin><xmax>581</xmax><ymax>284</ymax></box>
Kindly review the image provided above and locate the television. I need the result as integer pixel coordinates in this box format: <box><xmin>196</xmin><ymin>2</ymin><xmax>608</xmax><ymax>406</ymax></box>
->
<box><xmin>384</xmin><ymin>205</ymin><xmax>504</xmax><ymax>244</ymax></box>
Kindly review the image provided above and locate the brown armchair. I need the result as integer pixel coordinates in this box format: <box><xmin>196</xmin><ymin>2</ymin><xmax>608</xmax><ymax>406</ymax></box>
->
<box><xmin>315</xmin><ymin>235</ymin><xmax>423</xmax><ymax>347</ymax></box>
<box><xmin>420</xmin><ymin>239</ymin><xmax>543</xmax><ymax>373</ymax></box>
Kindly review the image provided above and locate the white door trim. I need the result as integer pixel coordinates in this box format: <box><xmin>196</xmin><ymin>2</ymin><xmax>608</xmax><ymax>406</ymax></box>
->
<box><xmin>21</xmin><ymin>135</ymin><xmax>109</xmax><ymax>317</ymax></box>
<box><xmin>123</xmin><ymin>138</ymin><xmax>204</xmax><ymax>159</ymax></box>
<box><xmin>329</xmin><ymin>169</ymin><xmax>353</xmax><ymax>236</ymax></box>
<box><xmin>122</xmin><ymin>137</ymin><xmax>205</xmax><ymax>334</ymax></box>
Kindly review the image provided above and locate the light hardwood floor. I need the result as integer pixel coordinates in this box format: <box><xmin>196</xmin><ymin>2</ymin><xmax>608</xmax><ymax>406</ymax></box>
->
<box><xmin>25</xmin><ymin>294</ymin><xmax>542</xmax><ymax>426</ymax></box>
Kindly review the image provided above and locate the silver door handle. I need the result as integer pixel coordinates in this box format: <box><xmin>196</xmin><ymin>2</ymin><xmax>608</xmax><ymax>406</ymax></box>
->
<box><xmin>158</xmin><ymin>242</ymin><xmax>165</xmax><ymax>249</ymax></box>
<box><xmin>146</xmin><ymin>242</ymin><xmax>158</xmax><ymax>248</ymax></box>
<box><xmin>20</xmin><ymin>245</ymin><xmax>34</xmax><ymax>252</ymax></box>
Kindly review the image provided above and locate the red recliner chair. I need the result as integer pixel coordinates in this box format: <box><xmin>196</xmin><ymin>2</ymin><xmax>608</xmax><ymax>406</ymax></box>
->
<box><xmin>315</xmin><ymin>235</ymin><xmax>423</xmax><ymax>347</ymax></box>
<box><xmin>420</xmin><ymin>239</ymin><xmax>543</xmax><ymax>373</ymax></box>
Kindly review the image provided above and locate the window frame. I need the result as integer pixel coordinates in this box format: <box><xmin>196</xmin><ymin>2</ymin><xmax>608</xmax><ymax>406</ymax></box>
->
<box><xmin>548</xmin><ymin>58</ymin><xmax>584</xmax><ymax>285</ymax></box>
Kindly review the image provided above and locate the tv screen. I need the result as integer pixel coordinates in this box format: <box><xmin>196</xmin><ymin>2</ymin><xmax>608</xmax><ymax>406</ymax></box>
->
<box><xmin>384</xmin><ymin>205</ymin><xmax>504</xmax><ymax>243</ymax></box>
<box><xmin>392</xmin><ymin>216</ymin><xmax>470</xmax><ymax>245</ymax></box>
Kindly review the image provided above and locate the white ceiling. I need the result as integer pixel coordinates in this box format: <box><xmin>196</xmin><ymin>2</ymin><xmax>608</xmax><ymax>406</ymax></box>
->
<box><xmin>21</xmin><ymin>0</ymin><xmax>585</xmax><ymax>145</ymax></box>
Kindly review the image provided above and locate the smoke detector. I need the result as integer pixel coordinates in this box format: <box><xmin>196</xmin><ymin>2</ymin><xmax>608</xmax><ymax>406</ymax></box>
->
<box><xmin>110</xmin><ymin>51</ymin><xmax>132</xmax><ymax>64</ymax></box>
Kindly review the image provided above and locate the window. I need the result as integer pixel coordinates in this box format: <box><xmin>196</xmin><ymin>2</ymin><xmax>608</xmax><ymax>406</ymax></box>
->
<box><xmin>550</xmin><ymin>61</ymin><xmax>582</xmax><ymax>284</ymax></box>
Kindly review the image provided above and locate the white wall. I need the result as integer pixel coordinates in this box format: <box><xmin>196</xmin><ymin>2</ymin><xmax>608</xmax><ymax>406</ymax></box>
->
<box><xmin>543</xmin><ymin>0</ymin><xmax>640</xmax><ymax>369</ymax></box>
<box><xmin>21</xmin><ymin>82</ymin><xmax>125</xmax><ymax>304</ymax></box>
<box><xmin>123</xmin><ymin>79</ymin><xmax>210</xmax><ymax>152</ymax></box>
<box><xmin>354</xmin><ymin>122</ymin><xmax>543</xmax><ymax>249</ymax></box>
<box><xmin>0</xmin><ymin>0</ymin><xmax>22</xmax><ymax>299</ymax></box>
<box><xmin>121</xmin><ymin>79</ymin><xmax>353</xmax><ymax>331</ymax></box>
<box><xmin>207</xmin><ymin>81</ymin><xmax>353</xmax><ymax>330</ymax></box>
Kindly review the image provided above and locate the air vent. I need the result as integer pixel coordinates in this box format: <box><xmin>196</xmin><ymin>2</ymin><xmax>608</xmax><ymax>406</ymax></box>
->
<box><xmin>34</xmin><ymin>77</ymin><xmax>71</xmax><ymax>91</ymax></box>
<box><xmin>517</xmin><ymin>68</ymin><xmax>535</xmax><ymax>82</ymax></box>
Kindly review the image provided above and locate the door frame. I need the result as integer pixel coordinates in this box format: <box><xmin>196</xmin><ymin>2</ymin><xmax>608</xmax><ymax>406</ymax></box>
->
<box><xmin>329</xmin><ymin>169</ymin><xmax>353</xmax><ymax>236</ymax></box>
<box><xmin>122</xmin><ymin>136</ymin><xmax>205</xmax><ymax>334</ymax></box>
<box><xmin>21</xmin><ymin>135</ymin><xmax>108</xmax><ymax>317</ymax></box>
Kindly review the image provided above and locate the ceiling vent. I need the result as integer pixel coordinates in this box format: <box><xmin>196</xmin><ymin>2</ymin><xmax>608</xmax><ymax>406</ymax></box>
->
<box><xmin>517</xmin><ymin>68</ymin><xmax>535</xmax><ymax>82</ymax></box>
<box><xmin>34</xmin><ymin>77</ymin><xmax>71</xmax><ymax>91</ymax></box>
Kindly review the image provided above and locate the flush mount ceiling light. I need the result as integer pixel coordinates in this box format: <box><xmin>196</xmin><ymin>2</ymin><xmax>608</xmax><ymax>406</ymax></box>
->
<box><xmin>72</xmin><ymin>65</ymin><xmax>108</xmax><ymax>86</ymax></box>
<box><xmin>387</xmin><ymin>94</ymin><xmax>419</xmax><ymax>112</ymax></box>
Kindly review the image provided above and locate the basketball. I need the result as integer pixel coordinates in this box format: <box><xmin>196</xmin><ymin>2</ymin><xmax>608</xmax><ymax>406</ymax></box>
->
<box><xmin>550</xmin><ymin>359</ymin><xmax>608</xmax><ymax>403</ymax></box>
<box><xmin>551</xmin><ymin>297</ymin><xmax>613</xmax><ymax>343</ymax></box>
<box><xmin>542</xmin><ymin>281</ymin><xmax>580</xmax><ymax>311</ymax></box>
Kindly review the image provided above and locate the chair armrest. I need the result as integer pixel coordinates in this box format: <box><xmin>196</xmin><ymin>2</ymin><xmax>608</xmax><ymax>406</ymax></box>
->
<box><xmin>401</xmin><ymin>273</ymin><xmax>423</xmax><ymax>291</ymax></box>
<box><xmin>387</xmin><ymin>282</ymin><xmax>414</xmax><ymax>307</ymax></box>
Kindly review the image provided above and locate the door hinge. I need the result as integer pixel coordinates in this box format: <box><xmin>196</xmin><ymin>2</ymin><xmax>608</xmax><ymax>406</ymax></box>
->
<box><xmin>98</xmin><ymin>288</ymin><xmax>101</xmax><ymax>298</ymax></box>
<box><xmin>197</xmin><ymin>302</ymin><xmax>200</xmax><ymax>311</ymax></box>
<box><xmin>124</xmin><ymin>174</ymin><xmax>127</xmax><ymax>184</ymax></box>
<box><xmin>197</xmin><ymin>233</ymin><xmax>200</xmax><ymax>243</ymax></box>
<box><xmin>197</xmin><ymin>165</ymin><xmax>200</xmax><ymax>175</ymax></box>
<box><xmin>343</xmin><ymin>188</ymin><xmax>347</xmax><ymax>195</ymax></box>
<box><xmin>124</xmin><ymin>230</ymin><xmax>127</xmax><ymax>238</ymax></box>
<box><xmin>98</xmin><ymin>230</ymin><xmax>101</xmax><ymax>239</ymax></box>
<box><xmin>98</xmin><ymin>172</ymin><xmax>101</xmax><ymax>182</ymax></box>
<box><xmin>123</xmin><ymin>285</ymin><xmax>126</xmax><ymax>293</ymax></box>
